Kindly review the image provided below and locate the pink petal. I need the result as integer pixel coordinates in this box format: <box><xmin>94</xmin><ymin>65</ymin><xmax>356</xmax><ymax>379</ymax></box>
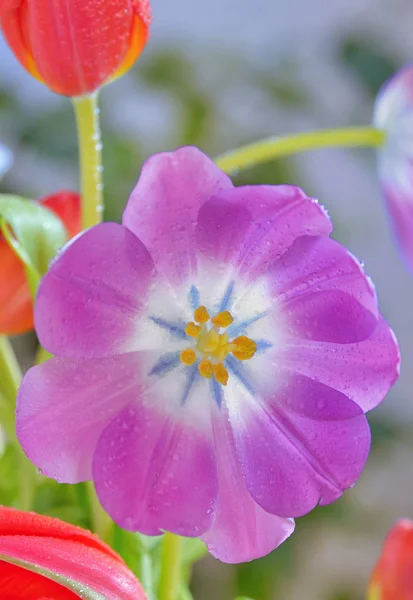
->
<box><xmin>123</xmin><ymin>146</ymin><xmax>233</xmax><ymax>287</ymax></box>
<box><xmin>35</xmin><ymin>222</ymin><xmax>156</xmax><ymax>358</ymax></box>
<box><xmin>271</xmin><ymin>235</ymin><xmax>379</xmax><ymax>343</ymax></box>
<box><xmin>374</xmin><ymin>65</ymin><xmax>413</xmax><ymax>271</ymax></box>
<box><xmin>230</xmin><ymin>373</ymin><xmax>370</xmax><ymax>518</ymax></box>
<box><xmin>16</xmin><ymin>353</ymin><xmax>145</xmax><ymax>483</ymax></box>
<box><xmin>276</xmin><ymin>316</ymin><xmax>400</xmax><ymax>413</ymax></box>
<box><xmin>93</xmin><ymin>403</ymin><xmax>217</xmax><ymax>537</ymax></box>
<box><xmin>195</xmin><ymin>185</ymin><xmax>332</xmax><ymax>282</ymax></box>
<box><xmin>201</xmin><ymin>406</ymin><xmax>295</xmax><ymax>563</ymax></box>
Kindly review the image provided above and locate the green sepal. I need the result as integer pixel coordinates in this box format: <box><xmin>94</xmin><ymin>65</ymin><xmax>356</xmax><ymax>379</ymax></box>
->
<box><xmin>0</xmin><ymin>194</ymin><xmax>68</xmax><ymax>298</ymax></box>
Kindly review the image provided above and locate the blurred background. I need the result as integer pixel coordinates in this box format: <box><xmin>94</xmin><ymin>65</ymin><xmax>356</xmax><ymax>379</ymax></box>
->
<box><xmin>1</xmin><ymin>0</ymin><xmax>413</xmax><ymax>598</ymax></box>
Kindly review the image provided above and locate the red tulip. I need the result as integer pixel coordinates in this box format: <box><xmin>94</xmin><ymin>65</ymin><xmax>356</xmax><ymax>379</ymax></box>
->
<box><xmin>368</xmin><ymin>520</ymin><xmax>413</xmax><ymax>599</ymax></box>
<box><xmin>0</xmin><ymin>0</ymin><xmax>152</xmax><ymax>97</ymax></box>
<box><xmin>0</xmin><ymin>506</ymin><xmax>146</xmax><ymax>599</ymax></box>
<box><xmin>0</xmin><ymin>191</ymin><xmax>80</xmax><ymax>336</ymax></box>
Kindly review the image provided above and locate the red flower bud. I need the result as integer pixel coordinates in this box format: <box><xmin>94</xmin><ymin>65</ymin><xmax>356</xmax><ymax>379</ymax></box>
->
<box><xmin>0</xmin><ymin>0</ymin><xmax>151</xmax><ymax>96</ymax></box>
<box><xmin>0</xmin><ymin>191</ymin><xmax>80</xmax><ymax>335</ymax></box>
<box><xmin>368</xmin><ymin>520</ymin><xmax>413</xmax><ymax>599</ymax></box>
<box><xmin>0</xmin><ymin>506</ymin><xmax>146</xmax><ymax>599</ymax></box>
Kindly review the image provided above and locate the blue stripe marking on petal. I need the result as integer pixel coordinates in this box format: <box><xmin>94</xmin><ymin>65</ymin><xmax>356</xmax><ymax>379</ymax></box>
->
<box><xmin>255</xmin><ymin>339</ymin><xmax>273</xmax><ymax>354</ymax></box>
<box><xmin>150</xmin><ymin>316</ymin><xmax>187</xmax><ymax>339</ymax></box>
<box><xmin>227</xmin><ymin>311</ymin><xmax>268</xmax><ymax>337</ymax></box>
<box><xmin>210</xmin><ymin>377</ymin><xmax>223</xmax><ymax>408</ymax></box>
<box><xmin>149</xmin><ymin>352</ymin><xmax>181</xmax><ymax>377</ymax></box>
<box><xmin>226</xmin><ymin>355</ymin><xmax>256</xmax><ymax>395</ymax></box>
<box><xmin>218</xmin><ymin>281</ymin><xmax>235</xmax><ymax>312</ymax></box>
<box><xmin>189</xmin><ymin>285</ymin><xmax>200</xmax><ymax>310</ymax></box>
<box><xmin>181</xmin><ymin>364</ymin><xmax>199</xmax><ymax>405</ymax></box>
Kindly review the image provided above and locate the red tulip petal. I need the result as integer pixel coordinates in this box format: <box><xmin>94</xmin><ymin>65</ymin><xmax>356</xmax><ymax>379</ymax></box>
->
<box><xmin>368</xmin><ymin>519</ymin><xmax>413</xmax><ymax>600</ymax></box>
<box><xmin>0</xmin><ymin>240</ymin><xmax>33</xmax><ymax>335</ymax></box>
<box><xmin>0</xmin><ymin>1</ymin><xmax>44</xmax><ymax>82</ymax></box>
<box><xmin>0</xmin><ymin>507</ymin><xmax>121</xmax><ymax>562</ymax></box>
<box><xmin>112</xmin><ymin>1</ymin><xmax>152</xmax><ymax>81</ymax></box>
<box><xmin>40</xmin><ymin>191</ymin><xmax>81</xmax><ymax>240</ymax></box>
<box><xmin>0</xmin><ymin>191</ymin><xmax>80</xmax><ymax>335</ymax></box>
<box><xmin>0</xmin><ymin>560</ymin><xmax>78</xmax><ymax>600</ymax></box>
<box><xmin>1</xmin><ymin>0</ymin><xmax>151</xmax><ymax>96</ymax></box>
<box><xmin>0</xmin><ymin>508</ymin><xmax>146</xmax><ymax>600</ymax></box>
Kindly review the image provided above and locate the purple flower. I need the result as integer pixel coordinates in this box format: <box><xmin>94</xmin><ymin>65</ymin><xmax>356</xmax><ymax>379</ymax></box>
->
<box><xmin>17</xmin><ymin>147</ymin><xmax>399</xmax><ymax>563</ymax></box>
<box><xmin>374</xmin><ymin>65</ymin><xmax>413</xmax><ymax>272</ymax></box>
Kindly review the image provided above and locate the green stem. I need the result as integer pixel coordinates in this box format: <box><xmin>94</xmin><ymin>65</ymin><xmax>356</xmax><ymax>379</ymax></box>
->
<box><xmin>215</xmin><ymin>126</ymin><xmax>385</xmax><ymax>173</ymax></box>
<box><xmin>0</xmin><ymin>392</ymin><xmax>17</xmax><ymax>441</ymax></box>
<box><xmin>72</xmin><ymin>93</ymin><xmax>104</xmax><ymax>229</ymax></box>
<box><xmin>140</xmin><ymin>551</ymin><xmax>155</xmax><ymax>600</ymax></box>
<box><xmin>0</xmin><ymin>337</ymin><xmax>22</xmax><ymax>404</ymax></box>
<box><xmin>0</xmin><ymin>336</ymin><xmax>36</xmax><ymax>510</ymax></box>
<box><xmin>86</xmin><ymin>481</ymin><xmax>113</xmax><ymax>543</ymax></box>
<box><xmin>159</xmin><ymin>533</ymin><xmax>182</xmax><ymax>600</ymax></box>
<box><xmin>73</xmin><ymin>93</ymin><xmax>110</xmax><ymax>541</ymax></box>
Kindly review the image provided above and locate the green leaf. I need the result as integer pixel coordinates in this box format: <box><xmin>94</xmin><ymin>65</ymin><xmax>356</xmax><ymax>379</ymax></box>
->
<box><xmin>0</xmin><ymin>219</ymin><xmax>40</xmax><ymax>296</ymax></box>
<box><xmin>0</xmin><ymin>194</ymin><xmax>68</xmax><ymax>296</ymax></box>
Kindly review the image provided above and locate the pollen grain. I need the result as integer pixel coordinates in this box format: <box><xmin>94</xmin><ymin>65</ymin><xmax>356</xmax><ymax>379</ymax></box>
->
<box><xmin>180</xmin><ymin>348</ymin><xmax>197</xmax><ymax>366</ymax></box>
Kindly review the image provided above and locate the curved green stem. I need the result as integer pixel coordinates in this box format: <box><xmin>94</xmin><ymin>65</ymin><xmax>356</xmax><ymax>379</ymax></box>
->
<box><xmin>159</xmin><ymin>533</ymin><xmax>182</xmax><ymax>600</ymax></box>
<box><xmin>72</xmin><ymin>93</ymin><xmax>104</xmax><ymax>229</ymax></box>
<box><xmin>215</xmin><ymin>126</ymin><xmax>385</xmax><ymax>173</ymax></box>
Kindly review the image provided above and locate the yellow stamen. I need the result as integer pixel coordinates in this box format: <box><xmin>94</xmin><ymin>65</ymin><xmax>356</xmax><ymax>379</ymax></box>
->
<box><xmin>199</xmin><ymin>359</ymin><xmax>214</xmax><ymax>379</ymax></box>
<box><xmin>182</xmin><ymin>306</ymin><xmax>257</xmax><ymax>386</ymax></box>
<box><xmin>213</xmin><ymin>363</ymin><xmax>229</xmax><ymax>386</ymax></box>
<box><xmin>232</xmin><ymin>336</ymin><xmax>257</xmax><ymax>360</ymax></box>
<box><xmin>180</xmin><ymin>348</ymin><xmax>197</xmax><ymax>366</ymax></box>
<box><xmin>211</xmin><ymin>311</ymin><xmax>234</xmax><ymax>328</ymax></box>
<box><xmin>194</xmin><ymin>305</ymin><xmax>210</xmax><ymax>324</ymax></box>
<box><xmin>185</xmin><ymin>322</ymin><xmax>202</xmax><ymax>338</ymax></box>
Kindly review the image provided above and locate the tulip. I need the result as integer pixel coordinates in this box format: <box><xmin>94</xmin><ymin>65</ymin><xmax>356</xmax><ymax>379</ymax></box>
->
<box><xmin>373</xmin><ymin>66</ymin><xmax>413</xmax><ymax>273</ymax></box>
<box><xmin>0</xmin><ymin>190</ymin><xmax>80</xmax><ymax>336</ymax></box>
<box><xmin>0</xmin><ymin>505</ymin><xmax>146</xmax><ymax>599</ymax></box>
<box><xmin>0</xmin><ymin>0</ymin><xmax>152</xmax><ymax>97</ymax></box>
<box><xmin>368</xmin><ymin>519</ymin><xmax>413</xmax><ymax>600</ymax></box>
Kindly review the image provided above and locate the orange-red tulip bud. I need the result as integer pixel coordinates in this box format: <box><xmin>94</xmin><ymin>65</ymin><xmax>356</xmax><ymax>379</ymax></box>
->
<box><xmin>0</xmin><ymin>0</ymin><xmax>151</xmax><ymax>96</ymax></box>
<box><xmin>368</xmin><ymin>520</ymin><xmax>413</xmax><ymax>600</ymax></box>
<box><xmin>0</xmin><ymin>190</ymin><xmax>80</xmax><ymax>336</ymax></box>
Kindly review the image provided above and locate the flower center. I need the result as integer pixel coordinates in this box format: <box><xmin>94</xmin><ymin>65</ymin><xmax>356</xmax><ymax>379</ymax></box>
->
<box><xmin>179</xmin><ymin>305</ymin><xmax>257</xmax><ymax>386</ymax></box>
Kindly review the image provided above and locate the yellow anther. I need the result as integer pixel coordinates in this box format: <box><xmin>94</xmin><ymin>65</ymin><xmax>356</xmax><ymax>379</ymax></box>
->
<box><xmin>185</xmin><ymin>322</ymin><xmax>202</xmax><ymax>338</ymax></box>
<box><xmin>211</xmin><ymin>311</ymin><xmax>234</xmax><ymax>328</ymax></box>
<box><xmin>194</xmin><ymin>305</ymin><xmax>210</xmax><ymax>324</ymax></box>
<box><xmin>213</xmin><ymin>363</ymin><xmax>229</xmax><ymax>386</ymax></box>
<box><xmin>232</xmin><ymin>336</ymin><xmax>257</xmax><ymax>361</ymax></box>
<box><xmin>199</xmin><ymin>359</ymin><xmax>214</xmax><ymax>379</ymax></box>
<box><xmin>180</xmin><ymin>348</ymin><xmax>197</xmax><ymax>366</ymax></box>
<box><xmin>180</xmin><ymin>306</ymin><xmax>257</xmax><ymax>386</ymax></box>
